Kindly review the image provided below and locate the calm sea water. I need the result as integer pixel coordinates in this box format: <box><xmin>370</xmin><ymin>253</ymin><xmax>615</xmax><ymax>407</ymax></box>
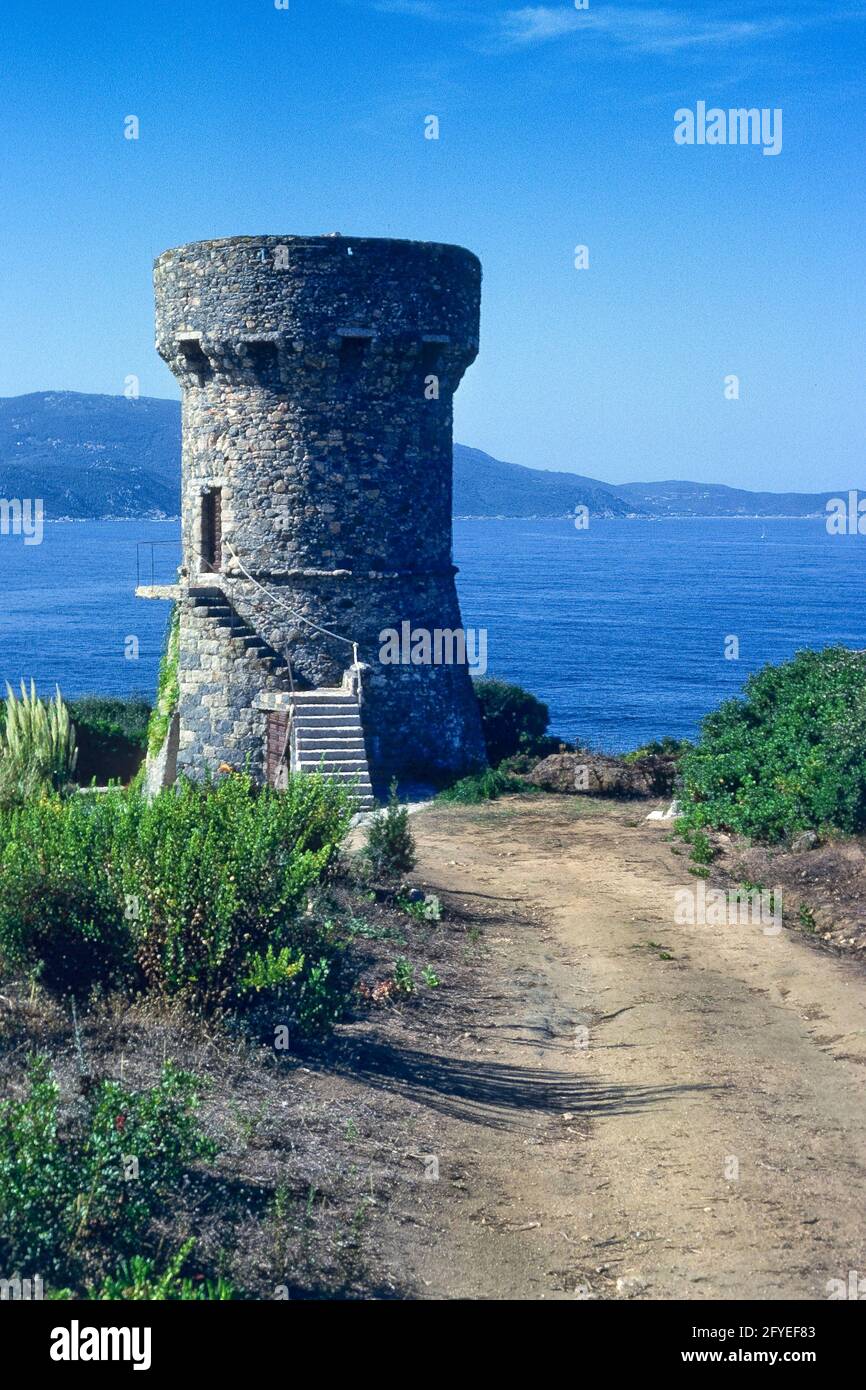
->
<box><xmin>2</xmin><ymin>518</ymin><xmax>864</xmax><ymax>753</ymax></box>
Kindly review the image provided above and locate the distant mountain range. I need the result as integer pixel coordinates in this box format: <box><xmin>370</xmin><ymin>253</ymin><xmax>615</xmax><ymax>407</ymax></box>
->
<box><xmin>453</xmin><ymin>448</ymin><xmax>847</xmax><ymax>518</ymax></box>
<box><xmin>0</xmin><ymin>392</ymin><xmax>179</xmax><ymax>519</ymax></box>
<box><xmin>453</xmin><ymin>445</ymin><xmax>634</xmax><ymax>517</ymax></box>
<box><xmin>0</xmin><ymin>392</ymin><xmax>850</xmax><ymax>520</ymax></box>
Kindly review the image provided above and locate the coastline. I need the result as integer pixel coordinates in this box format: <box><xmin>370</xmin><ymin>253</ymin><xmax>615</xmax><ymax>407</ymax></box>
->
<box><xmin>39</xmin><ymin>512</ymin><xmax>827</xmax><ymax>525</ymax></box>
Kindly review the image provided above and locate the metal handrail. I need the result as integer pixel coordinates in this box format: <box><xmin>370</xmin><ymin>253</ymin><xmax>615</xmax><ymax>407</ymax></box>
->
<box><xmin>223</xmin><ymin>543</ymin><xmax>365</xmax><ymax>786</ymax></box>
<box><xmin>224</xmin><ymin>542</ymin><xmax>360</xmax><ymax>668</ymax></box>
<box><xmin>135</xmin><ymin>540</ymin><xmax>181</xmax><ymax>589</ymax></box>
<box><xmin>201</xmin><ymin>549</ymin><xmax>299</xmax><ymax>784</ymax></box>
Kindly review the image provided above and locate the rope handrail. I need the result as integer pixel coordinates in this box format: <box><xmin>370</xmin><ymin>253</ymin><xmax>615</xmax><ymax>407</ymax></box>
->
<box><xmin>224</xmin><ymin>542</ymin><xmax>360</xmax><ymax>668</ymax></box>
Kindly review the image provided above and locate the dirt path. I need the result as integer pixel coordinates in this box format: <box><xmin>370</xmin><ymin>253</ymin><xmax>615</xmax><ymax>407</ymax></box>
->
<box><xmin>386</xmin><ymin>795</ymin><xmax>866</xmax><ymax>1300</ymax></box>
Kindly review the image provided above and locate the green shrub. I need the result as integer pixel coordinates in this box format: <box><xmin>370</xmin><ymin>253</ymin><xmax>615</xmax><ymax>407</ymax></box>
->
<box><xmin>437</xmin><ymin>767</ymin><xmax>534</xmax><ymax>804</ymax></box>
<box><xmin>0</xmin><ymin>681</ymin><xmax>78</xmax><ymax>808</ymax></box>
<box><xmin>363</xmin><ymin>781</ymin><xmax>416</xmax><ymax>879</ymax></box>
<box><xmin>292</xmin><ymin>953</ymin><xmax>347</xmax><ymax>1036</ymax></box>
<box><xmin>0</xmin><ymin>792</ymin><xmax>134</xmax><ymax>994</ymax></box>
<box><xmin>146</xmin><ymin>606</ymin><xmax>180</xmax><ymax>758</ymax></box>
<box><xmin>50</xmin><ymin>1240</ymin><xmax>236</xmax><ymax>1300</ymax></box>
<box><xmin>397</xmin><ymin>893</ymin><xmax>441</xmax><ymax>922</ymax></box>
<box><xmin>689</xmin><ymin>831</ymin><xmax>715</xmax><ymax>865</ymax></box>
<box><xmin>392</xmin><ymin>956</ymin><xmax>415</xmax><ymax>995</ymax></box>
<box><xmin>68</xmin><ymin>697</ymin><xmax>151</xmax><ymax>747</ymax></box>
<box><xmin>623</xmin><ymin>737</ymin><xmax>691</xmax><ymax>765</ymax></box>
<box><xmin>0</xmin><ymin>1056</ymin><xmax>215</xmax><ymax>1290</ymax></box>
<box><xmin>124</xmin><ymin>773</ymin><xmax>351</xmax><ymax>1013</ymax></box>
<box><xmin>238</xmin><ymin>944</ymin><xmax>306</xmax><ymax>996</ymax></box>
<box><xmin>0</xmin><ymin>773</ymin><xmax>353</xmax><ymax>1017</ymax></box>
<box><xmin>69</xmin><ymin>697</ymin><xmax>151</xmax><ymax>785</ymax></box>
<box><xmin>473</xmin><ymin>678</ymin><xmax>552</xmax><ymax>767</ymax></box>
<box><xmin>680</xmin><ymin>647</ymin><xmax>866</xmax><ymax>843</ymax></box>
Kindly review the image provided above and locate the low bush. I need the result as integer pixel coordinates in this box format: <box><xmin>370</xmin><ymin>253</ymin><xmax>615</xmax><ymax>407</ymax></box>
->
<box><xmin>680</xmin><ymin>647</ymin><xmax>866</xmax><ymax>843</ymax></box>
<box><xmin>123</xmin><ymin>772</ymin><xmax>352</xmax><ymax>1014</ymax></box>
<box><xmin>147</xmin><ymin>607</ymin><xmax>180</xmax><ymax>759</ymax></box>
<box><xmin>436</xmin><ymin>767</ymin><xmax>534</xmax><ymax>804</ymax></box>
<box><xmin>0</xmin><ymin>792</ymin><xmax>132</xmax><ymax>994</ymax></box>
<box><xmin>622</xmin><ymin>737</ymin><xmax>691</xmax><ymax>764</ymax></box>
<box><xmin>473</xmin><ymin>678</ymin><xmax>553</xmax><ymax>767</ymax></box>
<box><xmin>362</xmin><ymin>781</ymin><xmax>416</xmax><ymax>880</ymax></box>
<box><xmin>0</xmin><ymin>773</ymin><xmax>353</xmax><ymax>1020</ymax></box>
<box><xmin>50</xmin><ymin>1240</ymin><xmax>236</xmax><ymax>1300</ymax></box>
<box><xmin>0</xmin><ymin>1056</ymin><xmax>216</xmax><ymax>1292</ymax></box>
<box><xmin>69</xmin><ymin>696</ymin><xmax>151</xmax><ymax>785</ymax></box>
<box><xmin>68</xmin><ymin>696</ymin><xmax>151</xmax><ymax>745</ymax></box>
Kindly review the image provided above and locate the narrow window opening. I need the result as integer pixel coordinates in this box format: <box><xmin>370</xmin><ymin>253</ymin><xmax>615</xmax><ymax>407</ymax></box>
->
<box><xmin>339</xmin><ymin>335</ymin><xmax>369</xmax><ymax>376</ymax></box>
<box><xmin>246</xmin><ymin>340</ymin><xmax>280</xmax><ymax>376</ymax></box>
<box><xmin>178</xmin><ymin>336</ymin><xmax>213</xmax><ymax>383</ymax></box>
<box><xmin>421</xmin><ymin>341</ymin><xmax>443</xmax><ymax>375</ymax></box>
<box><xmin>200</xmin><ymin>488</ymin><xmax>222</xmax><ymax>573</ymax></box>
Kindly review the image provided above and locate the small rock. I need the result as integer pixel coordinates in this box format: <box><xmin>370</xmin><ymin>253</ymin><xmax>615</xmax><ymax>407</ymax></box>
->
<box><xmin>791</xmin><ymin>831</ymin><xmax>818</xmax><ymax>853</ymax></box>
<box><xmin>616</xmin><ymin>1276</ymin><xmax>647</xmax><ymax>1298</ymax></box>
<box><xmin>527</xmin><ymin>752</ymin><xmax>676</xmax><ymax>799</ymax></box>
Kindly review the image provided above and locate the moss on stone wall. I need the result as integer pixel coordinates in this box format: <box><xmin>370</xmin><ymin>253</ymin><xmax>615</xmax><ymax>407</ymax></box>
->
<box><xmin>147</xmin><ymin>605</ymin><xmax>180</xmax><ymax>758</ymax></box>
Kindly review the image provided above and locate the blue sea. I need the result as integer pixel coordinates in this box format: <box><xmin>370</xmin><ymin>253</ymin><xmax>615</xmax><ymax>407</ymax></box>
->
<box><xmin>2</xmin><ymin>517</ymin><xmax>864</xmax><ymax>753</ymax></box>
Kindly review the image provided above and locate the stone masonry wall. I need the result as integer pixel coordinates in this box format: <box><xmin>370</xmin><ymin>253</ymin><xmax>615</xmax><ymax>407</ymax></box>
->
<box><xmin>176</xmin><ymin>601</ymin><xmax>288</xmax><ymax>781</ymax></box>
<box><xmin>155</xmin><ymin>235</ymin><xmax>487</xmax><ymax>785</ymax></box>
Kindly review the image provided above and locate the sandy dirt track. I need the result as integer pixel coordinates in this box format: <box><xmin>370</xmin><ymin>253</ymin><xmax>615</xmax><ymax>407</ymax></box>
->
<box><xmin>383</xmin><ymin>796</ymin><xmax>866</xmax><ymax>1300</ymax></box>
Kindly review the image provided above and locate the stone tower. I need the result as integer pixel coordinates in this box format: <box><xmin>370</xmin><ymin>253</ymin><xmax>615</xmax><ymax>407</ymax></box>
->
<box><xmin>149</xmin><ymin>234</ymin><xmax>487</xmax><ymax>796</ymax></box>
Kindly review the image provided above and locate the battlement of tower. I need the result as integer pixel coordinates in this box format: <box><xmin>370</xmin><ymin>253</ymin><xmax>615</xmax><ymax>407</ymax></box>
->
<box><xmin>155</xmin><ymin>235</ymin><xmax>481</xmax><ymax>386</ymax></box>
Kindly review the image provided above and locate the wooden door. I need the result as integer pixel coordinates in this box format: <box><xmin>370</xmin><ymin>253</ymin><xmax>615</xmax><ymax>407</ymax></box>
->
<box><xmin>265</xmin><ymin>711</ymin><xmax>289</xmax><ymax>787</ymax></box>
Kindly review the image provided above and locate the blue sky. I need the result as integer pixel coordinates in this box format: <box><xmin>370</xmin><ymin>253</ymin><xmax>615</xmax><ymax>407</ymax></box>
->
<box><xmin>0</xmin><ymin>0</ymin><xmax>863</xmax><ymax>490</ymax></box>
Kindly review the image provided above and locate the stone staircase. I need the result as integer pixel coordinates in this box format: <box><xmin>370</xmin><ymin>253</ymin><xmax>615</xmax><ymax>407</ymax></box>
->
<box><xmin>289</xmin><ymin>689</ymin><xmax>375</xmax><ymax>811</ymax></box>
<box><xmin>187</xmin><ymin>588</ymin><xmax>374</xmax><ymax>810</ymax></box>
<box><xmin>188</xmin><ymin>588</ymin><xmax>289</xmax><ymax>675</ymax></box>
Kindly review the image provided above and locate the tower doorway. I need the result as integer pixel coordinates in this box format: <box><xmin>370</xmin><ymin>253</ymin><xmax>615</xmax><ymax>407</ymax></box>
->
<box><xmin>200</xmin><ymin>488</ymin><xmax>222</xmax><ymax>573</ymax></box>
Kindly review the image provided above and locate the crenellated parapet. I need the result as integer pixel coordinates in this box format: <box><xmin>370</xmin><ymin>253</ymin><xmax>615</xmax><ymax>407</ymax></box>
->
<box><xmin>154</xmin><ymin>235</ymin><xmax>480</xmax><ymax>390</ymax></box>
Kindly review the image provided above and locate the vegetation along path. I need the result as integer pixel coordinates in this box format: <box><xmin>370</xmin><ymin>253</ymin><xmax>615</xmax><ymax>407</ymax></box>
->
<box><xmin>378</xmin><ymin>794</ymin><xmax>866</xmax><ymax>1300</ymax></box>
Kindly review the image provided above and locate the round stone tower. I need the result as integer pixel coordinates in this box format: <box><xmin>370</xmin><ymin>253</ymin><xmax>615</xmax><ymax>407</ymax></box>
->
<box><xmin>154</xmin><ymin>234</ymin><xmax>487</xmax><ymax>789</ymax></box>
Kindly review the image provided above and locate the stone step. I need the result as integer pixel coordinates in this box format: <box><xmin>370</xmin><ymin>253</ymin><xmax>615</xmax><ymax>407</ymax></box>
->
<box><xmin>291</xmin><ymin>692</ymin><xmax>355</xmax><ymax>704</ymax></box>
<box><xmin>288</xmin><ymin>686</ymin><xmax>372</xmax><ymax>801</ymax></box>
<box><xmin>322</xmin><ymin>779</ymin><xmax>374</xmax><ymax>793</ymax></box>
<box><xmin>297</xmin><ymin>738</ymin><xmax>366</xmax><ymax>752</ymax></box>
<box><xmin>292</xmin><ymin>704</ymin><xmax>359</xmax><ymax>718</ymax></box>
<box><xmin>296</xmin><ymin>728</ymin><xmax>364</xmax><ymax>741</ymax></box>
<box><xmin>293</xmin><ymin>708</ymin><xmax>361</xmax><ymax>719</ymax></box>
<box><xmin>294</xmin><ymin>707</ymin><xmax>359</xmax><ymax>716</ymax></box>
<box><xmin>299</xmin><ymin>769</ymin><xmax>373</xmax><ymax>789</ymax></box>
<box><xmin>297</xmin><ymin>752</ymin><xmax>369</xmax><ymax>766</ymax></box>
<box><xmin>296</xmin><ymin>733</ymin><xmax>362</xmax><ymax>743</ymax></box>
<box><xmin>190</xmin><ymin>598</ymin><xmax>287</xmax><ymax>664</ymax></box>
<box><xmin>295</xmin><ymin>720</ymin><xmax>363</xmax><ymax>733</ymax></box>
<box><xmin>297</xmin><ymin>758</ymin><xmax>370</xmax><ymax>774</ymax></box>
